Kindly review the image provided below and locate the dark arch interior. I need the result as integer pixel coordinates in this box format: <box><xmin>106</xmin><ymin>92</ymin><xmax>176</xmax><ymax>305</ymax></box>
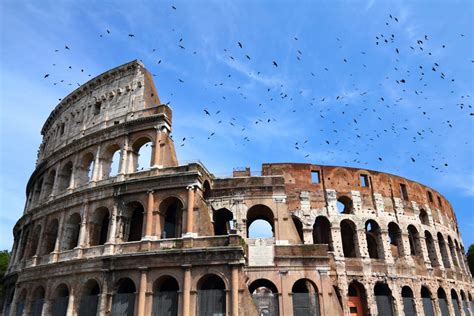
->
<box><xmin>55</xmin><ymin>284</ymin><xmax>69</xmax><ymax>298</ymax></box>
<box><xmin>336</xmin><ymin>196</ymin><xmax>353</xmax><ymax>214</ymax></box>
<box><xmin>421</xmin><ymin>287</ymin><xmax>431</xmax><ymax>298</ymax></box>
<box><xmin>249</xmin><ymin>279</ymin><xmax>278</xmax><ymax>294</ymax></box>
<box><xmin>198</xmin><ymin>274</ymin><xmax>225</xmax><ymax>290</ymax></box>
<box><xmin>213</xmin><ymin>208</ymin><xmax>234</xmax><ymax>236</ymax></box>
<box><xmin>437</xmin><ymin>288</ymin><xmax>447</xmax><ymax>299</ymax></box>
<box><xmin>127</xmin><ymin>202</ymin><xmax>144</xmax><ymax>242</ymax></box>
<box><xmin>402</xmin><ymin>286</ymin><xmax>413</xmax><ymax>298</ymax></box>
<box><xmin>84</xmin><ymin>280</ymin><xmax>101</xmax><ymax>295</ymax></box>
<box><xmin>313</xmin><ymin>216</ymin><xmax>331</xmax><ymax>249</ymax></box>
<box><xmin>374</xmin><ymin>283</ymin><xmax>391</xmax><ymax>296</ymax></box>
<box><xmin>154</xmin><ymin>276</ymin><xmax>179</xmax><ymax>292</ymax></box>
<box><xmin>203</xmin><ymin>181</ymin><xmax>211</xmax><ymax>199</ymax></box>
<box><xmin>340</xmin><ymin>219</ymin><xmax>357</xmax><ymax>258</ymax></box>
<box><xmin>419</xmin><ymin>209</ymin><xmax>429</xmax><ymax>225</ymax></box>
<box><xmin>365</xmin><ymin>220</ymin><xmax>381</xmax><ymax>259</ymax></box>
<box><xmin>292</xmin><ymin>216</ymin><xmax>304</xmax><ymax>243</ymax></box>
<box><xmin>161</xmin><ymin>198</ymin><xmax>183</xmax><ymax>239</ymax></box>
<box><xmin>117</xmin><ymin>278</ymin><xmax>136</xmax><ymax>294</ymax></box>
<box><xmin>292</xmin><ymin>279</ymin><xmax>317</xmax><ymax>293</ymax></box>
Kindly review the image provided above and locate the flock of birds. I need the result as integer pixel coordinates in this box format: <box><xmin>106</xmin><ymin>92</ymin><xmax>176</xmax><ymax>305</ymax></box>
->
<box><xmin>41</xmin><ymin>5</ymin><xmax>472</xmax><ymax>175</ymax></box>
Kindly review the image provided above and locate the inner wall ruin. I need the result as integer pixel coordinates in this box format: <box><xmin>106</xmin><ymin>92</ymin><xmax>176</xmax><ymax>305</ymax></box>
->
<box><xmin>2</xmin><ymin>60</ymin><xmax>473</xmax><ymax>316</ymax></box>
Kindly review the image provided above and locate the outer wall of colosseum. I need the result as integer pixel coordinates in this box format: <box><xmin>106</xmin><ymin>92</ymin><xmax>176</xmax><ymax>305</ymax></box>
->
<box><xmin>2</xmin><ymin>60</ymin><xmax>473</xmax><ymax>316</ymax></box>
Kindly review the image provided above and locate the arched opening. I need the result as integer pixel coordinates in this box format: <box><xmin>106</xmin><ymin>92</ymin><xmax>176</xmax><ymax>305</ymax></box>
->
<box><xmin>42</xmin><ymin>170</ymin><xmax>56</xmax><ymax>199</ymax></box>
<box><xmin>451</xmin><ymin>289</ymin><xmax>461</xmax><ymax>316</ymax></box>
<box><xmin>102</xmin><ymin>144</ymin><xmax>121</xmax><ymax>179</ymax></box>
<box><xmin>419</xmin><ymin>209</ymin><xmax>430</xmax><ymax>225</ymax></box>
<box><xmin>62</xmin><ymin>213</ymin><xmax>81</xmax><ymax>250</ymax></box>
<box><xmin>58</xmin><ymin>161</ymin><xmax>73</xmax><ymax>192</ymax></box>
<box><xmin>124</xmin><ymin>202</ymin><xmax>144</xmax><ymax>242</ymax></box>
<box><xmin>336</xmin><ymin>196</ymin><xmax>353</xmax><ymax>214</ymax></box>
<box><xmin>460</xmin><ymin>290</ymin><xmax>470</xmax><ymax>316</ymax></box>
<box><xmin>33</xmin><ymin>178</ymin><xmax>43</xmax><ymax>204</ymax></box>
<box><xmin>407</xmin><ymin>225</ymin><xmax>422</xmax><ymax>257</ymax></box>
<box><xmin>197</xmin><ymin>274</ymin><xmax>226</xmax><ymax>316</ymax></box>
<box><xmin>401</xmin><ymin>286</ymin><xmax>416</xmax><ymax>316</ymax></box>
<box><xmin>3</xmin><ymin>287</ymin><xmax>15</xmax><ymax>316</ymax></box>
<box><xmin>365</xmin><ymin>220</ymin><xmax>384</xmax><ymax>259</ymax></box>
<box><xmin>424</xmin><ymin>231</ymin><xmax>439</xmax><ymax>267</ymax></box>
<box><xmin>132</xmin><ymin>137</ymin><xmax>153</xmax><ymax>171</ymax></box>
<box><xmin>203</xmin><ymin>180</ymin><xmax>212</xmax><ymax>200</ymax></box>
<box><xmin>213</xmin><ymin>208</ymin><xmax>234</xmax><ymax>236</ymax></box>
<box><xmin>26</xmin><ymin>225</ymin><xmax>41</xmax><ymax>258</ymax></box>
<box><xmin>112</xmin><ymin>278</ymin><xmax>136</xmax><ymax>316</ymax></box>
<box><xmin>421</xmin><ymin>286</ymin><xmax>435</xmax><ymax>316</ymax></box>
<box><xmin>292</xmin><ymin>216</ymin><xmax>304</xmax><ymax>243</ymax></box>
<box><xmin>313</xmin><ymin>216</ymin><xmax>332</xmax><ymax>250</ymax></box>
<box><xmin>292</xmin><ymin>279</ymin><xmax>320</xmax><ymax>316</ymax></box>
<box><xmin>247</xmin><ymin>205</ymin><xmax>275</xmax><ymax>238</ymax></box>
<box><xmin>438</xmin><ymin>288</ymin><xmax>449</xmax><ymax>316</ymax></box>
<box><xmin>347</xmin><ymin>281</ymin><xmax>368</xmax><ymax>316</ymax></box>
<box><xmin>437</xmin><ymin>233</ymin><xmax>451</xmax><ymax>268</ymax></box>
<box><xmin>16</xmin><ymin>289</ymin><xmax>27</xmax><ymax>316</ymax></box>
<box><xmin>160</xmin><ymin>198</ymin><xmax>183</xmax><ymax>239</ymax></box>
<box><xmin>89</xmin><ymin>207</ymin><xmax>110</xmax><ymax>246</ymax></box>
<box><xmin>249</xmin><ymin>279</ymin><xmax>279</xmax><ymax>316</ymax></box>
<box><xmin>52</xmin><ymin>283</ymin><xmax>69</xmax><ymax>316</ymax></box>
<box><xmin>30</xmin><ymin>286</ymin><xmax>45</xmax><ymax>316</ymax></box>
<box><xmin>77</xmin><ymin>153</ymin><xmax>95</xmax><ymax>186</ymax></box>
<box><xmin>448</xmin><ymin>236</ymin><xmax>459</xmax><ymax>267</ymax></box>
<box><xmin>152</xmin><ymin>276</ymin><xmax>179</xmax><ymax>316</ymax></box>
<box><xmin>340</xmin><ymin>219</ymin><xmax>358</xmax><ymax>258</ymax></box>
<box><xmin>388</xmin><ymin>222</ymin><xmax>403</xmax><ymax>258</ymax></box>
<box><xmin>455</xmin><ymin>241</ymin><xmax>465</xmax><ymax>271</ymax></box>
<box><xmin>79</xmin><ymin>279</ymin><xmax>100</xmax><ymax>316</ymax></box>
<box><xmin>41</xmin><ymin>218</ymin><xmax>59</xmax><ymax>255</ymax></box>
<box><xmin>374</xmin><ymin>282</ymin><xmax>394</xmax><ymax>316</ymax></box>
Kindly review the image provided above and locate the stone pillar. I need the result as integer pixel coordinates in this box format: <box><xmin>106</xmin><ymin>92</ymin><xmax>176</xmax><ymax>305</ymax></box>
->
<box><xmin>302</xmin><ymin>228</ymin><xmax>313</xmax><ymax>244</ymax></box>
<box><xmin>357</xmin><ymin>228</ymin><xmax>369</xmax><ymax>259</ymax></box>
<box><xmin>401</xmin><ymin>233</ymin><xmax>415</xmax><ymax>265</ymax></box>
<box><xmin>51</xmin><ymin>162</ymin><xmax>62</xmax><ymax>197</ymax></box>
<box><xmin>137</xmin><ymin>268</ymin><xmax>148</xmax><ymax>316</ymax></box>
<box><xmin>330</xmin><ymin>226</ymin><xmax>344</xmax><ymax>259</ymax></box>
<box><xmin>104</xmin><ymin>204</ymin><xmax>118</xmax><ymax>254</ymax></box>
<box><xmin>419</xmin><ymin>236</ymin><xmax>432</xmax><ymax>267</ymax></box>
<box><xmin>8</xmin><ymin>286</ymin><xmax>20</xmax><ymax>316</ymax></box>
<box><xmin>78</xmin><ymin>203</ymin><xmax>89</xmax><ymax>248</ymax></box>
<box><xmin>145</xmin><ymin>191</ymin><xmax>154</xmax><ymax>238</ymax></box>
<box><xmin>389</xmin><ymin>280</ymin><xmax>403</xmax><ymax>315</ymax></box>
<box><xmin>53</xmin><ymin>212</ymin><xmax>66</xmax><ymax>262</ymax></box>
<box><xmin>433</xmin><ymin>237</ymin><xmax>445</xmax><ymax>271</ymax></box>
<box><xmin>67</xmin><ymin>158</ymin><xmax>77</xmax><ymax>191</ymax></box>
<box><xmin>182</xmin><ymin>265</ymin><xmax>191</xmax><ymax>316</ymax></box>
<box><xmin>98</xmin><ymin>282</ymin><xmax>109</xmax><ymax>315</ymax></box>
<box><xmin>325</xmin><ymin>189</ymin><xmax>338</xmax><ymax>216</ymax></box>
<box><xmin>152</xmin><ymin>127</ymin><xmax>163</xmax><ymax>168</ymax></box>
<box><xmin>91</xmin><ymin>145</ymin><xmax>101</xmax><ymax>182</ymax></box>
<box><xmin>185</xmin><ymin>186</ymin><xmax>195</xmax><ymax>236</ymax></box>
<box><xmin>231</xmin><ymin>265</ymin><xmax>239</xmax><ymax>316</ymax></box>
<box><xmin>118</xmin><ymin>138</ymin><xmax>129</xmax><ymax>176</ymax></box>
<box><xmin>66</xmin><ymin>287</ymin><xmax>75</xmax><ymax>316</ymax></box>
<box><xmin>365</xmin><ymin>281</ymin><xmax>376</xmax><ymax>316</ymax></box>
<box><xmin>380</xmin><ymin>228</ymin><xmax>394</xmax><ymax>264</ymax></box>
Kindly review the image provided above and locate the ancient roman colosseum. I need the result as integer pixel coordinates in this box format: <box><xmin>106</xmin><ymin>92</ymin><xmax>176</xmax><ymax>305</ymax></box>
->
<box><xmin>2</xmin><ymin>60</ymin><xmax>473</xmax><ymax>316</ymax></box>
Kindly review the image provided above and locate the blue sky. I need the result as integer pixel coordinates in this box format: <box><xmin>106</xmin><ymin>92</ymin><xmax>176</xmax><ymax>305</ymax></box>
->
<box><xmin>0</xmin><ymin>0</ymin><xmax>473</xmax><ymax>250</ymax></box>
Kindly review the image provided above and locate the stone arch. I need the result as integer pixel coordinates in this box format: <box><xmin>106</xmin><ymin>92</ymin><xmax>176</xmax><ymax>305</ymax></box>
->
<box><xmin>16</xmin><ymin>288</ymin><xmax>27</xmax><ymax>316</ymax></box>
<box><xmin>365</xmin><ymin>219</ymin><xmax>384</xmax><ymax>259</ymax></box>
<box><xmin>213</xmin><ymin>208</ymin><xmax>234</xmax><ymax>236</ymax></box>
<box><xmin>62</xmin><ymin>213</ymin><xmax>81</xmax><ymax>250</ymax></box>
<box><xmin>419</xmin><ymin>209</ymin><xmax>430</xmax><ymax>225</ymax></box>
<box><xmin>131</xmin><ymin>136</ymin><xmax>153</xmax><ymax>171</ymax></box>
<box><xmin>40</xmin><ymin>218</ymin><xmax>59</xmax><ymax>255</ymax></box>
<box><xmin>159</xmin><ymin>197</ymin><xmax>184</xmax><ymax>239</ymax></box>
<box><xmin>292</xmin><ymin>279</ymin><xmax>320</xmax><ymax>316</ymax></box>
<box><xmin>197</xmin><ymin>274</ymin><xmax>226</xmax><ymax>316</ymax></box>
<box><xmin>407</xmin><ymin>225</ymin><xmax>422</xmax><ymax>257</ymax></box>
<box><xmin>248</xmin><ymin>278</ymin><xmax>279</xmax><ymax>316</ymax></box>
<box><xmin>336</xmin><ymin>195</ymin><xmax>353</xmax><ymax>214</ymax></box>
<box><xmin>292</xmin><ymin>215</ymin><xmax>304</xmax><ymax>243</ymax></box>
<box><xmin>112</xmin><ymin>278</ymin><xmax>137</xmax><ymax>316</ymax></box>
<box><xmin>401</xmin><ymin>286</ymin><xmax>416</xmax><ymax>316</ymax></box>
<box><xmin>26</xmin><ymin>225</ymin><xmax>41</xmax><ymax>258</ymax></box>
<box><xmin>42</xmin><ymin>169</ymin><xmax>56</xmax><ymax>199</ymax></box>
<box><xmin>421</xmin><ymin>286</ymin><xmax>435</xmax><ymax>316</ymax></box>
<box><xmin>437</xmin><ymin>233</ymin><xmax>451</xmax><ymax>268</ymax></box>
<box><xmin>347</xmin><ymin>280</ymin><xmax>368</xmax><ymax>316</ymax></box>
<box><xmin>79</xmin><ymin>279</ymin><xmax>101</xmax><ymax>316</ymax></box>
<box><xmin>76</xmin><ymin>152</ymin><xmax>95</xmax><ymax>186</ymax></box>
<box><xmin>313</xmin><ymin>216</ymin><xmax>332</xmax><ymax>250</ymax></box>
<box><xmin>152</xmin><ymin>276</ymin><xmax>179</xmax><ymax>316</ymax></box>
<box><xmin>424</xmin><ymin>231</ymin><xmax>439</xmax><ymax>267</ymax></box>
<box><xmin>123</xmin><ymin>201</ymin><xmax>144</xmax><ymax>242</ymax></box>
<box><xmin>460</xmin><ymin>290</ymin><xmax>469</xmax><ymax>316</ymax></box>
<box><xmin>447</xmin><ymin>236</ymin><xmax>459</xmax><ymax>267</ymax></box>
<box><xmin>437</xmin><ymin>287</ymin><xmax>449</xmax><ymax>316</ymax></box>
<box><xmin>58</xmin><ymin>161</ymin><xmax>73</xmax><ymax>192</ymax></box>
<box><xmin>340</xmin><ymin>219</ymin><xmax>359</xmax><ymax>258</ymax></box>
<box><xmin>30</xmin><ymin>285</ymin><xmax>46</xmax><ymax>316</ymax></box>
<box><xmin>451</xmin><ymin>289</ymin><xmax>461</xmax><ymax>316</ymax></box>
<box><xmin>388</xmin><ymin>222</ymin><xmax>403</xmax><ymax>258</ymax></box>
<box><xmin>374</xmin><ymin>282</ymin><xmax>394</xmax><ymax>316</ymax></box>
<box><xmin>203</xmin><ymin>180</ymin><xmax>212</xmax><ymax>199</ymax></box>
<box><xmin>246</xmin><ymin>204</ymin><xmax>275</xmax><ymax>238</ymax></box>
<box><xmin>32</xmin><ymin>177</ymin><xmax>44</xmax><ymax>204</ymax></box>
<box><xmin>89</xmin><ymin>207</ymin><xmax>110</xmax><ymax>246</ymax></box>
<box><xmin>52</xmin><ymin>283</ymin><xmax>70</xmax><ymax>316</ymax></box>
<box><xmin>102</xmin><ymin>144</ymin><xmax>121</xmax><ymax>179</ymax></box>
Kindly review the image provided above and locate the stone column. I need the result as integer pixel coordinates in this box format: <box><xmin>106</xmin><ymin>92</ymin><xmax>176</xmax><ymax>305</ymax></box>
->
<box><xmin>231</xmin><ymin>265</ymin><xmax>239</xmax><ymax>316</ymax></box>
<box><xmin>357</xmin><ymin>228</ymin><xmax>369</xmax><ymax>259</ymax></box>
<box><xmin>330</xmin><ymin>226</ymin><xmax>344</xmax><ymax>259</ymax></box>
<box><xmin>185</xmin><ymin>186</ymin><xmax>195</xmax><ymax>236</ymax></box>
<box><xmin>182</xmin><ymin>265</ymin><xmax>191</xmax><ymax>316</ymax></box>
<box><xmin>53</xmin><ymin>212</ymin><xmax>66</xmax><ymax>262</ymax></box>
<box><xmin>419</xmin><ymin>235</ymin><xmax>432</xmax><ymax>267</ymax></box>
<box><xmin>66</xmin><ymin>287</ymin><xmax>75</xmax><ymax>316</ymax></box>
<box><xmin>104</xmin><ymin>204</ymin><xmax>118</xmax><ymax>255</ymax></box>
<box><xmin>433</xmin><ymin>237</ymin><xmax>445</xmax><ymax>271</ymax></box>
<box><xmin>401</xmin><ymin>233</ymin><xmax>415</xmax><ymax>265</ymax></box>
<box><xmin>145</xmin><ymin>191</ymin><xmax>154</xmax><ymax>238</ymax></box>
<box><xmin>152</xmin><ymin>127</ymin><xmax>163</xmax><ymax>168</ymax></box>
<box><xmin>118</xmin><ymin>137</ymin><xmax>129</xmax><ymax>177</ymax></box>
<box><xmin>380</xmin><ymin>228</ymin><xmax>394</xmax><ymax>264</ymax></box>
<box><xmin>51</xmin><ymin>162</ymin><xmax>62</xmax><ymax>197</ymax></box>
<box><xmin>137</xmin><ymin>268</ymin><xmax>148</xmax><ymax>316</ymax></box>
<box><xmin>302</xmin><ymin>228</ymin><xmax>313</xmax><ymax>244</ymax></box>
<box><xmin>67</xmin><ymin>157</ymin><xmax>78</xmax><ymax>192</ymax></box>
<box><xmin>389</xmin><ymin>280</ymin><xmax>403</xmax><ymax>315</ymax></box>
<box><xmin>98</xmin><ymin>280</ymin><xmax>109</xmax><ymax>315</ymax></box>
<box><xmin>91</xmin><ymin>146</ymin><xmax>101</xmax><ymax>182</ymax></box>
<box><xmin>77</xmin><ymin>203</ymin><xmax>89</xmax><ymax>248</ymax></box>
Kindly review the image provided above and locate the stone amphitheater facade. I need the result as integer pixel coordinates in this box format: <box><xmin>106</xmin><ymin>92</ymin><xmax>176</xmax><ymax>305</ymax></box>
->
<box><xmin>2</xmin><ymin>60</ymin><xmax>473</xmax><ymax>316</ymax></box>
